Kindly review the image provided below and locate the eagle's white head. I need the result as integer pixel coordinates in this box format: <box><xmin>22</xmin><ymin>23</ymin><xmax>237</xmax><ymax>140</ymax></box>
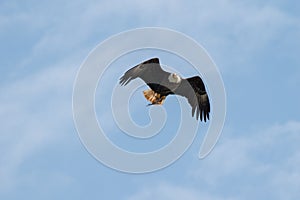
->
<box><xmin>168</xmin><ymin>73</ymin><xmax>181</xmax><ymax>84</ymax></box>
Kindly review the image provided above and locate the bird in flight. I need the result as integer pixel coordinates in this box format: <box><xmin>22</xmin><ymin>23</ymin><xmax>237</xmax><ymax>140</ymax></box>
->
<box><xmin>119</xmin><ymin>58</ymin><xmax>210</xmax><ymax>122</ymax></box>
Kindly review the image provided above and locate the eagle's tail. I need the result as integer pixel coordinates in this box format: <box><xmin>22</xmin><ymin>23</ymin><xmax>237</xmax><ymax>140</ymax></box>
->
<box><xmin>143</xmin><ymin>89</ymin><xmax>166</xmax><ymax>105</ymax></box>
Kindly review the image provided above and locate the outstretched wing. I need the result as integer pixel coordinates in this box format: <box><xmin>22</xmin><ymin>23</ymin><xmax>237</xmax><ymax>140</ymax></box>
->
<box><xmin>119</xmin><ymin>58</ymin><xmax>169</xmax><ymax>86</ymax></box>
<box><xmin>174</xmin><ymin>76</ymin><xmax>210</xmax><ymax>121</ymax></box>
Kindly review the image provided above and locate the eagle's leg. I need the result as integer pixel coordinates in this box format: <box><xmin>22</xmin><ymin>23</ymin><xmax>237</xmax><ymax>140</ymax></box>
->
<box><xmin>143</xmin><ymin>89</ymin><xmax>166</xmax><ymax>105</ymax></box>
<box><xmin>155</xmin><ymin>95</ymin><xmax>166</xmax><ymax>105</ymax></box>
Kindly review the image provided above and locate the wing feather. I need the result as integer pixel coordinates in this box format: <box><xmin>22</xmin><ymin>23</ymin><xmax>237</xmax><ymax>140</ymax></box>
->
<box><xmin>174</xmin><ymin>76</ymin><xmax>210</xmax><ymax>121</ymax></box>
<box><xmin>119</xmin><ymin>58</ymin><xmax>169</xmax><ymax>86</ymax></box>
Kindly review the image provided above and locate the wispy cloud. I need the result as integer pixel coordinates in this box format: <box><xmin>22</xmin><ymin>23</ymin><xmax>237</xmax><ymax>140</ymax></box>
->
<box><xmin>126</xmin><ymin>121</ymin><xmax>300</xmax><ymax>200</ymax></box>
<box><xmin>3</xmin><ymin>0</ymin><xmax>299</xmax><ymax>74</ymax></box>
<box><xmin>188</xmin><ymin>121</ymin><xmax>300</xmax><ymax>199</ymax></box>
<box><xmin>126</xmin><ymin>182</ymin><xmax>226</xmax><ymax>200</ymax></box>
<box><xmin>0</xmin><ymin>57</ymin><xmax>77</xmax><ymax>192</ymax></box>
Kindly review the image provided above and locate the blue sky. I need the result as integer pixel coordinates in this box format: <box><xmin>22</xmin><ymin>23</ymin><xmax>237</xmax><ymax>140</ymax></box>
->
<box><xmin>1</xmin><ymin>0</ymin><xmax>300</xmax><ymax>199</ymax></box>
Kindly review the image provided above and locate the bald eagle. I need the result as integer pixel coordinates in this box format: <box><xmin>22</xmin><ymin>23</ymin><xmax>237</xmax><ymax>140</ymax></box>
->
<box><xmin>119</xmin><ymin>58</ymin><xmax>210</xmax><ymax>122</ymax></box>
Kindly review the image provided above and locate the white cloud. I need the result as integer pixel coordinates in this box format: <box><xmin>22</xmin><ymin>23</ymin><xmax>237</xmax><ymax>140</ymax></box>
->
<box><xmin>0</xmin><ymin>57</ymin><xmax>77</xmax><ymax>192</ymax></box>
<box><xmin>4</xmin><ymin>0</ymin><xmax>299</xmax><ymax>74</ymax></box>
<box><xmin>188</xmin><ymin>121</ymin><xmax>300</xmax><ymax>199</ymax></box>
<box><xmin>126</xmin><ymin>182</ymin><xmax>228</xmax><ymax>200</ymax></box>
<box><xmin>125</xmin><ymin>121</ymin><xmax>300</xmax><ymax>200</ymax></box>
